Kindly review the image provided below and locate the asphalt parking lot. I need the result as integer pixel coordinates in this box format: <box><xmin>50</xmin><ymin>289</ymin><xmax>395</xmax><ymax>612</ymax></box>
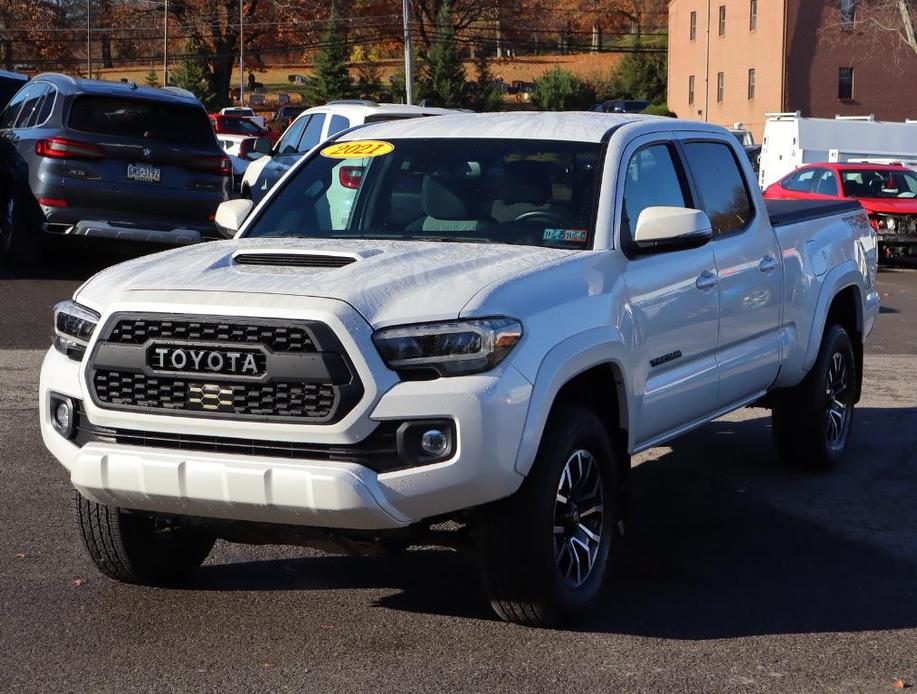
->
<box><xmin>1</xmin><ymin>250</ymin><xmax>915</xmax><ymax>693</ymax></box>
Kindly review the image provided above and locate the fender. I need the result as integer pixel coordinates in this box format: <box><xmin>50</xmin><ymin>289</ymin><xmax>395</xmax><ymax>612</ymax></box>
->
<box><xmin>513</xmin><ymin>326</ymin><xmax>631</xmax><ymax>476</ymax></box>
<box><xmin>802</xmin><ymin>260</ymin><xmax>864</xmax><ymax>373</ymax></box>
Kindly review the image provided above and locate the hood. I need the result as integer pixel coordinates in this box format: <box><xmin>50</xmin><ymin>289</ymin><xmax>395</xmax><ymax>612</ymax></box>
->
<box><xmin>76</xmin><ymin>237</ymin><xmax>577</xmax><ymax>327</ymax></box>
<box><xmin>853</xmin><ymin>197</ymin><xmax>917</xmax><ymax>214</ymax></box>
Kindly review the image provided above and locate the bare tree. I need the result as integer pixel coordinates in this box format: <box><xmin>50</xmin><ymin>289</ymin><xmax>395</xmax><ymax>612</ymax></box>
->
<box><xmin>825</xmin><ymin>0</ymin><xmax>917</xmax><ymax>56</ymax></box>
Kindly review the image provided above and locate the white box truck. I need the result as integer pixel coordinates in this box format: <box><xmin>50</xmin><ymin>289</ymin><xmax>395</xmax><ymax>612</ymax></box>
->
<box><xmin>759</xmin><ymin>113</ymin><xmax>917</xmax><ymax>188</ymax></box>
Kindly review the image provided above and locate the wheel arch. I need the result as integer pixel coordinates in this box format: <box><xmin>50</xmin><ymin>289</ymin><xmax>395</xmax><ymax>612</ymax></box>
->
<box><xmin>803</xmin><ymin>264</ymin><xmax>865</xmax><ymax>400</ymax></box>
<box><xmin>514</xmin><ymin>330</ymin><xmax>632</xmax><ymax>480</ymax></box>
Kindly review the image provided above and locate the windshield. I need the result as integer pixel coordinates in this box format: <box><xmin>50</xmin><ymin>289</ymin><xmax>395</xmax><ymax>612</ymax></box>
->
<box><xmin>243</xmin><ymin>138</ymin><xmax>601</xmax><ymax>249</ymax></box>
<box><xmin>69</xmin><ymin>96</ymin><xmax>213</xmax><ymax>144</ymax></box>
<box><xmin>840</xmin><ymin>169</ymin><xmax>917</xmax><ymax>199</ymax></box>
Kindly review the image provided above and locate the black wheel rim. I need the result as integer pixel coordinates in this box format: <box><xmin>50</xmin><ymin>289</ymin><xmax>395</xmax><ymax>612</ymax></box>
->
<box><xmin>825</xmin><ymin>350</ymin><xmax>852</xmax><ymax>451</ymax></box>
<box><xmin>553</xmin><ymin>449</ymin><xmax>604</xmax><ymax>589</ymax></box>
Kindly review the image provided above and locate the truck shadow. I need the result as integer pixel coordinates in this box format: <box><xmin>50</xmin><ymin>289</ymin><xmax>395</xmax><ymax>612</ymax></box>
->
<box><xmin>193</xmin><ymin>405</ymin><xmax>917</xmax><ymax>638</ymax></box>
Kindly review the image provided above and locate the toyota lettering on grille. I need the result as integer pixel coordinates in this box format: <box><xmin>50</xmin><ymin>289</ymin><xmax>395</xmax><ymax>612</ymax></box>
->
<box><xmin>147</xmin><ymin>345</ymin><xmax>266</xmax><ymax>377</ymax></box>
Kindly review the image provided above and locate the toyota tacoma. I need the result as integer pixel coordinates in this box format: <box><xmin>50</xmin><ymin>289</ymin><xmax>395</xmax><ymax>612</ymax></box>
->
<box><xmin>40</xmin><ymin>112</ymin><xmax>879</xmax><ymax>626</ymax></box>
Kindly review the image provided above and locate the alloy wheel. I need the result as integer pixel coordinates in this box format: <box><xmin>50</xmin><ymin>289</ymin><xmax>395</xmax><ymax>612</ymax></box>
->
<box><xmin>825</xmin><ymin>350</ymin><xmax>852</xmax><ymax>450</ymax></box>
<box><xmin>553</xmin><ymin>449</ymin><xmax>605</xmax><ymax>589</ymax></box>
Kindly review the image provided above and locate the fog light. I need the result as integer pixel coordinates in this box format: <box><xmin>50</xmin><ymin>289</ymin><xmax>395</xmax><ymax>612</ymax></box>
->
<box><xmin>421</xmin><ymin>429</ymin><xmax>448</xmax><ymax>457</ymax></box>
<box><xmin>50</xmin><ymin>394</ymin><xmax>75</xmax><ymax>439</ymax></box>
<box><xmin>395</xmin><ymin>419</ymin><xmax>455</xmax><ymax>466</ymax></box>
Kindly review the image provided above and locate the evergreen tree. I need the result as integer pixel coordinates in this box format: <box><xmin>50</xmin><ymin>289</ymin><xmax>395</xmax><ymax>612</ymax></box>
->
<box><xmin>467</xmin><ymin>51</ymin><xmax>502</xmax><ymax>112</ymax></box>
<box><xmin>145</xmin><ymin>68</ymin><xmax>160</xmax><ymax>88</ymax></box>
<box><xmin>355</xmin><ymin>58</ymin><xmax>384</xmax><ymax>102</ymax></box>
<box><xmin>607</xmin><ymin>50</ymin><xmax>667</xmax><ymax>104</ymax></box>
<box><xmin>308</xmin><ymin>9</ymin><xmax>354</xmax><ymax>104</ymax></box>
<box><xmin>531</xmin><ymin>67</ymin><xmax>594</xmax><ymax>111</ymax></box>
<box><xmin>170</xmin><ymin>50</ymin><xmax>216</xmax><ymax>108</ymax></box>
<box><xmin>418</xmin><ymin>0</ymin><xmax>466</xmax><ymax>108</ymax></box>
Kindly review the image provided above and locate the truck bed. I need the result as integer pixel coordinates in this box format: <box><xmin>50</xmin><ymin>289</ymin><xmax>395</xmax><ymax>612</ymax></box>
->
<box><xmin>766</xmin><ymin>199</ymin><xmax>863</xmax><ymax>227</ymax></box>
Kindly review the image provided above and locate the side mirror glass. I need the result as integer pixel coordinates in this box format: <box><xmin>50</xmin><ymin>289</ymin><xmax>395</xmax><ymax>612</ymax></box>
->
<box><xmin>214</xmin><ymin>199</ymin><xmax>254</xmax><ymax>237</ymax></box>
<box><xmin>633</xmin><ymin>207</ymin><xmax>713</xmax><ymax>251</ymax></box>
<box><xmin>253</xmin><ymin>136</ymin><xmax>273</xmax><ymax>155</ymax></box>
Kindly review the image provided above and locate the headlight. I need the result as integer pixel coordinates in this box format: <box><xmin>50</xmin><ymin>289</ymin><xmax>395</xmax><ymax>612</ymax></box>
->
<box><xmin>53</xmin><ymin>300</ymin><xmax>100</xmax><ymax>361</ymax></box>
<box><xmin>372</xmin><ymin>317</ymin><xmax>523</xmax><ymax>378</ymax></box>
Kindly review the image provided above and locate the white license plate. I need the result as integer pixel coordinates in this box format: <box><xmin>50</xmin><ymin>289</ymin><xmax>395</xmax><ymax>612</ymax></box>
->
<box><xmin>126</xmin><ymin>163</ymin><xmax>161</xmax><ymax>183</ymax></box>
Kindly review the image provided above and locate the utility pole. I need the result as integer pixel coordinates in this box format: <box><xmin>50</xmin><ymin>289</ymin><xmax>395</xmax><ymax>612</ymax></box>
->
<box><xmin>402</xmin><ymin>0</ymin><xmax>413</xmax><ymax>104</ymax></box>
<box><xmin>163</xmin><ymin>0</ymin><xmax>169</xmax><ymax>86</ymax></box>
<box><xmin>239</xmin><ymin>0</ymin><xmax>245</xmax><ymax>106</ymax></box>
<box><xmin>86</xmin><ymin>0</ymin><xmax>91</xmax><ymax>78</ymax></box>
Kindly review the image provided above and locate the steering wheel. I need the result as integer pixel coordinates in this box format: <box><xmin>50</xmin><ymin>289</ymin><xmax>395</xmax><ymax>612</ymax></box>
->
<box><xmin>512</xmin><ymin>209</ymin><xmax>569</xmax><ymax>225</ymax></box>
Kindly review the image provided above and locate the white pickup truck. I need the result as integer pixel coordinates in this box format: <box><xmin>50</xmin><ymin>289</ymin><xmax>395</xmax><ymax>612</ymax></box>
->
<box><xmin>40</xmin><ymin>113</ymin><xmax>879</xmax><ymax>626</ymax></box>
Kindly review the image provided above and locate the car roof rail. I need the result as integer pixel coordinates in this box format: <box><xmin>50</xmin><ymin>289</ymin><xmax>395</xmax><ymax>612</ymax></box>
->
<box><xmin>326</xmin><ymin>99</ymin><xmax>378</xmax><ymax>107</ymax></box>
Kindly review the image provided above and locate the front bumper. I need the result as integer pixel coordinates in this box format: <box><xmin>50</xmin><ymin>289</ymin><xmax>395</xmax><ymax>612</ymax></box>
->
<box><xmin>39</xmin><ymin>300</ymin><xmax>533</xmax><ymax>529</ymax></box>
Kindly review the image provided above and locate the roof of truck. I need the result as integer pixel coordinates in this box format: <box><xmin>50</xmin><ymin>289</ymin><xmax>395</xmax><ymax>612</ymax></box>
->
<box><xmin>342</xmin><ymin>111</ymin><xmax>727</xmax><ymax>143</ymax></box>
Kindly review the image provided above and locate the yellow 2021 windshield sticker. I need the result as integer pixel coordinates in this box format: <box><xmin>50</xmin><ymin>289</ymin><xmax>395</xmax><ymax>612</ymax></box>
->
<box><xmin>320</xmin><ymin>140</ymin><xmax>394</xmax><ymax>159</ymax></box>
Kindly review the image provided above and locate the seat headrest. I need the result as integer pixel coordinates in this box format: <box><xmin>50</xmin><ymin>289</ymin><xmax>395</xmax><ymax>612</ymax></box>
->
<box><xmin>422</xmin><ymin>174</ymin><xmax>477</xmax><ymax>220</ymax></box>
<box><xmin>500</xmin><ymin>160</ymin><xmax>553</xmax><ymax>205</ymax></box>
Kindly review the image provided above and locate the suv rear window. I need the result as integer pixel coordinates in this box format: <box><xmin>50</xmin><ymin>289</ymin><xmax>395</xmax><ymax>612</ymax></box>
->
<box><xmin>68</xmin><ymin>96</ymin><xmax>213</xmax><ymax>144</ymax></box>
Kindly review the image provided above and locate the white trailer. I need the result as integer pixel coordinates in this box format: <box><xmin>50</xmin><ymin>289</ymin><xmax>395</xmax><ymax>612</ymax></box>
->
<box><xmin>758</xmin><ymin>113</ymin><xmax>917</xmax><ymax>188</ymax></box>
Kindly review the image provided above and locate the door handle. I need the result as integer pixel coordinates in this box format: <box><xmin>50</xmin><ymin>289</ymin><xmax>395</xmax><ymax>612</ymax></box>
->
<box><xmin>759</xmin><ymin>255</ymin><xmax>779</xmax><ymax>273</ymax></box>
<box><xmin>695</xmin><ymin>269</ymin><xmax>718</xmax><ymax>291</ymax></box>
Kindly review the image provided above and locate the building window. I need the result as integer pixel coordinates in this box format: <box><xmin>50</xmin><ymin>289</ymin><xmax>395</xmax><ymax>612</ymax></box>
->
<box><xmin>717</xmin><ymin>72</ymin><xmax>725</xmax><ymax>102</ymax></box>
<box><xmin>748</xmin><ymin>68</ymin><xmax>756</xmax><ymax>100</ymax></box>
<box><xmin>689</xmin><ymin>75</ymin><xmax>695</xmax><ymax>105</ymax></box>
<box><xmin>718</xmin><ymin>5</ymin><xmax>726</xmax><ymax>36</ymax></box>
<box><xmin>749</xmin><ymin>0</ymin><xmax>758</xmax><ymax>31</ymax></box>
<box><xmin>690</xmin><ymin>11</ymin><xmax>697</xmax><ymax>40</ymax></box>
<box><xmin>841</xmin><ymin>0</ymin><xmax>855</xmax><ymax>26</ymax></box>
<box><xmin>838</xmin><ymin>67</ymin><xmax>854</xmax><ymax>100</ymax></box>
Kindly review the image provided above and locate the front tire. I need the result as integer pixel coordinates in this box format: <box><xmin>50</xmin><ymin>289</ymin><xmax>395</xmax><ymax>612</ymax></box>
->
<box><xmin>475</xmin><ymin>407</ymin><xmax>618</xmax><ymax>627</ymax></box>
<box><xmin>771</xmin><ymin>324</ymin><xmax>857</xmax><ymax>471</ymax></box>
<box><xmin>74</xmin><ymin>492</ymin><xmax>215</xmax><ymax>585</ymax></box>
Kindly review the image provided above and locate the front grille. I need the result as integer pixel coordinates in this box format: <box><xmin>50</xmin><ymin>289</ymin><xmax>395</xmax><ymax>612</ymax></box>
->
<box><xmin>73</xmin><ymin>404</ymin><xmax>402</xmax><ymax>472</ymax></box>
<box><xmin>93</xmin><ymin>370</ymin><xmax>338</xmax><ymax>420</ymax></box>
<box><xmin>108</xmin><ymin>318</ymin><xmax>316</xmax><ymax>353</ymax></box>
<box><xmin>87</xmin><ymin>314</ymin><xmax>363</xmax><ymax>423</ymax></box>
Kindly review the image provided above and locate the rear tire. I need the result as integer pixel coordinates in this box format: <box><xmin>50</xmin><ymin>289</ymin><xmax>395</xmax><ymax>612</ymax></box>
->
<box><xmin>74</xmin><ymin>492</ymin><xmax>215</xmax><ymax>585</ymax></box>
<box><xmin>475</xmin><ymin>406</ymin><xmax>618</xmax><ymax>627</ymax></box>
<box><xmin>771</xmin><ymin>324</ymin><xmax>857</xmax><ymax>472</ymax></box>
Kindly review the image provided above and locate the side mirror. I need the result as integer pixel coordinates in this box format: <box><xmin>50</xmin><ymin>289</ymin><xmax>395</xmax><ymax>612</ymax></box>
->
<box><xmin>214</xmin><ymin>199</ymin><xmax>254</xmax><ymax>237</ymax></box>
<box><xmin>633</xmin><ymin>207</ymin><xmax>713</xmax><ymax>251</ymax></box>
<box><xmin>253</xmin><ymin>136</ymin><xmax>273</xmax><ymax>155</ymax></box>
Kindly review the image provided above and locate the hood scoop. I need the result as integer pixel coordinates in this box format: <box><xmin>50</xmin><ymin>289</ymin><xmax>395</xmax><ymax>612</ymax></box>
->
<box><xmin>231</xmin><ymin>250</ymin><xmax>359</xmax><ymax>269</ymax></box>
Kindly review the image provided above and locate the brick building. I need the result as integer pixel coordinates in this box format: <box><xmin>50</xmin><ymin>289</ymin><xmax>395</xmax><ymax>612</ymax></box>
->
<box><xmin>667</xmin><ymin>0</ymin><xmax>917</xmax><ymax>140</ymax></box>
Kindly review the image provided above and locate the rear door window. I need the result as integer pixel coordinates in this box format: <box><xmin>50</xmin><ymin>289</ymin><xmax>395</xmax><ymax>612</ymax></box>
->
<box><xmin>683</xmin><ymin>141</ymin><xmax>754</xmax><ymax>235</ymax></box>
<box><xmin>813</xmin><ymin>168</ymin><xmax>839</xmax><ymax>196</ymax></box>
<box><xmin>297</xmin><ymin>113</ymin><xmax>326</xmax><ymax>152</ymax></box>
<box><xmin>68</xmin><ymin>96</ymin><xmax>213</xmax><ymax>144</ymax></box>
<box><xmin>328</xmin><ymin>114</ymin><xmax>350</xmax><ymax>137</ymax></box>
<box><xmin>19</xmin><ymin>83</ymin><xmax>55</xmax><ymax>128</ymax></box>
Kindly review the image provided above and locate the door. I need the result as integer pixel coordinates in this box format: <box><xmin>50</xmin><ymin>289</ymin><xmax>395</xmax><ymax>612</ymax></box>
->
<box><xmin>618</xmin><ymin>139</ymin><xmax>720</xmax><ymax>446</ymax></box>
<box><xmin>680</xmin><ymin>138</ymin><xmax>782</xmax><ymax>408</ymax></box>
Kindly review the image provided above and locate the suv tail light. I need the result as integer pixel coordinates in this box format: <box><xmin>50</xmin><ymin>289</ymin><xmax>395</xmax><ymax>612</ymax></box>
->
<box><xmin>187</xmin><ymin>155</ymin><xmax>232</xmax><ymax>177</ymax></box>
<box><xmin>36</xmin><ymin>137</ymin><xmax>105</xmax><ymax>160</ymax></box>
<box><xmin>339</xmin><ymin>166</ymin><xmax>365</xmax><ymax>189</ymax></box>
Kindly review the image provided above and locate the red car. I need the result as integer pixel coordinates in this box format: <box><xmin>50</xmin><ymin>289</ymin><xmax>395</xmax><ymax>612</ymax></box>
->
<box><xmin>764</xmin><ymin>163</ymin><xmax>917</xmax><ymax>260</ymax></box>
